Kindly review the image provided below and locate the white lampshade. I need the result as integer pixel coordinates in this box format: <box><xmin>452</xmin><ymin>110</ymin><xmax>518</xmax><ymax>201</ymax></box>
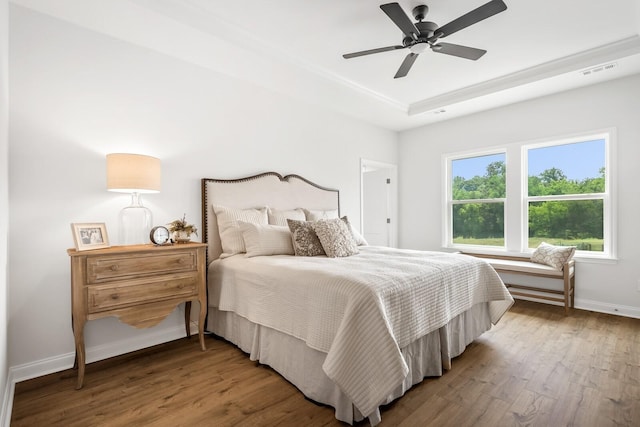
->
<box><xmin>106</xmin><ymin>153</ymin><xmax>161</xmax><ymax>245</ymax></box>
<box><xmin>106</xmin><ymin>153</ymin><xmax>161</xmax><ymax>193</ymax></box>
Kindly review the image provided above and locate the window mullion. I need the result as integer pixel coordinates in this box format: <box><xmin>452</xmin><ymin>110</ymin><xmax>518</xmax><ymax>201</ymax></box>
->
<box><xmin>452</xmin><ymin>198</ymin><xmax>505</xmax><ymax>204</ymax></box>
<box><xmin>527</xmin><ymin>193</ymin><xmax>604</xmax><ymax>203</ymax></box>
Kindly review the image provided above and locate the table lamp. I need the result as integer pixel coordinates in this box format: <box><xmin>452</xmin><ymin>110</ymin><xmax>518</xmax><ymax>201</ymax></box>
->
<box><xmin>106</xmin><ymin>153</ymin><xmax>161</xmax><ymax>245</ymax></box>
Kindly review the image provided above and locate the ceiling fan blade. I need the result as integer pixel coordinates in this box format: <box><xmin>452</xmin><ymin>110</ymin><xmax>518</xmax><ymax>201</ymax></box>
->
<box><xmin>380</xmin><ymin>3</ymin><xmax>419</xmax><ymax>39</ymax></box>
<box><xmin>431</xmin><ymin>42</ymin><xmax>487</xmax><ymax>60</ymax></box>
<box><xmin>343</xmin><ymin>45</ymin><xmax>405</xmax><ymax>59</ymax></box>
<box><xmin>436</xmin><ymin>0</ymin><xmax>507</xmax><ymax>38</ymax></box>
<box><xmin>394</xmin><ymin>53</ymin><xmax>419</xmax><ymax>79</ymax></box>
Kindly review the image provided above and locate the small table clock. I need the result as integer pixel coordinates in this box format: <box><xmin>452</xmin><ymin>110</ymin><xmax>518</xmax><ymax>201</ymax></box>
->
<box><xmin>150</xmin><ymin>226</ymin><xmax>171</xmax><ymax>245</ymax></box>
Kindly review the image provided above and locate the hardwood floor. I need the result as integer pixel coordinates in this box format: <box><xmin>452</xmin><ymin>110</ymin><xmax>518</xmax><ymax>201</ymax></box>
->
<box><xmin>11</xmin><ymin>300</ymin><xmax>640</xmax><ymax>426</ymax></box>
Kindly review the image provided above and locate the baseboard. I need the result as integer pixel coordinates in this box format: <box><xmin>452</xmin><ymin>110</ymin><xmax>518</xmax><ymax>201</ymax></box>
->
<box><xmin>10</xmin><ymin>323</ymin><xmax>197</xmax><ymax>385</ymax></box>
<box><xmin>575</xmin><ymin>298</ymin><xmax>640</xmax><ymax>319</ymax></box>
<box><xmin>1</xmin><ymin>370</ymin><xmax>15</xmax><ymax>427</ymax></box>
<box><xmin>513</xmin><ymin>295</ymin><xmax>640</xmax><ymax>319</ymax></box>
<box><xmin>5</xmin><ymin>319</ymin><xmax>201</xmax><ymax>425</ymax></box>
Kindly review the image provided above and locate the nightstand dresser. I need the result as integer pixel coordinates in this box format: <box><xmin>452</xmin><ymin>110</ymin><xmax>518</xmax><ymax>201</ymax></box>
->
<box><xmin>67</xmin><ymin>242</ymin><xmax>207</xmax><ymax>389</ymax></box>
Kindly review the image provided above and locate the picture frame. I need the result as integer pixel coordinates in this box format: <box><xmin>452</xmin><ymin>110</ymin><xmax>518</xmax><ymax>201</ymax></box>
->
<box><xmin>71</xmin><ymin>223</ymin><xmax>111</xmax><ymax>251</ymax></box>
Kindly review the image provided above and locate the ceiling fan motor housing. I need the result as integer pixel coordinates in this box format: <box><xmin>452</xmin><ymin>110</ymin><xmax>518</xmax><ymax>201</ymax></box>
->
<box><xmin>402</xmin><ymin>21</ymin><xmax>439</xmax><ymax>47</ymax></box>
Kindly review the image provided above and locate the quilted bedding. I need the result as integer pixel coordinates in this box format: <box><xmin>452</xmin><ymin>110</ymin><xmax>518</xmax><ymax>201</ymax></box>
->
<box><xmin>208</xmin><ymin>246</ymin><xmax>513</xmax><ymax>418</ymax></box>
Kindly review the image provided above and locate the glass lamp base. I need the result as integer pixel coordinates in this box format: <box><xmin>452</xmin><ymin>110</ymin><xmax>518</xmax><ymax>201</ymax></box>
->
<box><xmin>118</xmin><ymin>193</ymin><xmax>152</xmax><ymax>245</ymax></box>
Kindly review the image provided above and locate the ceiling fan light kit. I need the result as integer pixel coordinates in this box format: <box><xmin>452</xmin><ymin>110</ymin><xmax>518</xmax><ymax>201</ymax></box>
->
<box><xmin>409</xmin><ymin>43</ymin><xmax>429</xmax><ymax>54</ymax></box>
<box><xmin>343</xmin><ymin>0</ymin><xmax>508</xmax><ymax>78</ymax></box>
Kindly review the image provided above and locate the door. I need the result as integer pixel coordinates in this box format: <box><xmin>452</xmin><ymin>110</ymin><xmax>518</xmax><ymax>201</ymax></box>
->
<box><xmin>361</xmin><ymin>159</ymin><xmax>397</xmax><ymax>247</ymax></box>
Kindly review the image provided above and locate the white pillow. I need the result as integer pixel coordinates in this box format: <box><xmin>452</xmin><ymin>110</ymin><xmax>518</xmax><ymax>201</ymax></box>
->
<box><xmin>341</xmin><ymin>216</ymin><xmax>368</xmax><ymax>246</ymax></box>
<box><xmin>311</xmin><ymin>218</ymin><xmax>359</xmax><ymax>258</ymax></box>
<box><xmin>530</xmin><ymin>242</ymin><xmax>576</xmax><ymax>270</ymax></box>
<box><xmin>238</xmin><ymin>222</ymin><xmax>294</xmax><ymax>257</ymax></box>
<box><xmin>213</xmin><ymin>205</ymin><xmax>268</xmax><ymax>258</ymax></box>
<box><xmin>303</xmin><ymin>208</ymin><xmax>339</xmax><ymax>221</ymax></box>
<box><xmin>351</xmin><ymin>227</ymin><xmax>368</xmax><ymax>246</ymax></box>
<box><xmin>267</xmin><ymin>207</ymin><xmax>306</xmax><ymax>226</ymax></box>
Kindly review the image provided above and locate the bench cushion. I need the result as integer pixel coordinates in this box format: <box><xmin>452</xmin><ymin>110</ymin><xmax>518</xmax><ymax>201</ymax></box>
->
<box><xmin>485</xmin><ymin>258</ymin><xmax>572</xmax><ymax>277</ymax></box>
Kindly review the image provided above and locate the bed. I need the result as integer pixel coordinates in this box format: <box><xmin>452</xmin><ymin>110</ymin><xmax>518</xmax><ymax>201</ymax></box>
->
<box><xmin>202</xmin><ymin>172</ymin><xmax>513</xmax><ymax>425</ymax></box>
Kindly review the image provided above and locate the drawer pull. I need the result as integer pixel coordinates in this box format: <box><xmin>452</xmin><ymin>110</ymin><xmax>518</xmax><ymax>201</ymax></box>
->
<box><xmin>110</xmin><ymin>294</ymin><xmax>119</xmax><ymax>300</ymax></box>
<box><xmin>110</xmin><ymin>265</ymin><xmax>119</xmax><ymax>271</ymax></box>
<box><xmin>177</xmin><ymin>259</ymin><xmax>185</xmax><ymax>264</ymax></box>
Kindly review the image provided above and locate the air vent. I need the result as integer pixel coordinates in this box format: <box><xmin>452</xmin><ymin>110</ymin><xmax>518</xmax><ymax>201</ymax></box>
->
<box><xmin>580</xmin><ymin>62</ymin><xmax>617</xmax><ymax>76</ymax></box>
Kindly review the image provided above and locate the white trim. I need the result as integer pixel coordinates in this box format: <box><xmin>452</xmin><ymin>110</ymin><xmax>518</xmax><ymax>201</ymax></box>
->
<box><xmin>0</xmin><ymin>370</ymin><xmax>13</xmax><ymax>427</ymax></box>
<box><xmin>9</xmin><ymin>323</ymin><xmax>198</xmax><ymax>384</ymax></box>
<box><xmin>509</xmin><ymin>296</ymin><xmax>640</xmax><ymax>319</ymax></box>
<box><xmin>360</xmin><ymin>158</ymin><xmax>398</xmax><ymax>248</ymax></box>
<box><xmin>409</xmin><ymin>36</ymin><xmax>640</xmax><ymax>115</ymax></box>
<box><xmin>575</xmin><ymin>298</ymin><xmax>640</xmax><ymax>319</ymax></box>
<box><xmin>441</xmin><ymin>153</ymin><xmax>450</xmax><ymax>248</ymax></box>
<box><xmin>442</xmin><ymin>150</ymin><xmax>507</xmax><ymax>248</ymax></box>
<box><xmin>3</xmin><ymin>323</ymin><xmax>200</xmax><ymax>426</ymax></box>
<box><xmin>451</xmin><ymin>198</ymin><xmax>505</xmax><ymax>204</ymax></box>
<box><xmin>443</xmin><ymin>128</ymin><xmax>616</xmax><ymax>259</ymax></box>
<box><xmin>522</xmin><ymin>130</ymin><xmax>613</xmax><ymax>257</ymax></box>
<box><xmin>606</xmin><ymin>128</ymin><xmax>617</xmax><ymax>259</ymax></box>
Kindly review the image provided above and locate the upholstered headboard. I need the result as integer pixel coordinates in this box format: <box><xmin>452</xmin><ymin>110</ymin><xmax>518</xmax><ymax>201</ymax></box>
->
<box><xmin>201</xmin><ymin>172</ymin><xmax>340</xmax><ymax>264</ymax></box>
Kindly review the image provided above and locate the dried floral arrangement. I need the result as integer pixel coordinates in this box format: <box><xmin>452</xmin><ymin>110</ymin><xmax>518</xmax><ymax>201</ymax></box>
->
<box><xmin>167</xmin><ymin>214</ymin><xmax>198</xmax><ymax>236</ymax></box>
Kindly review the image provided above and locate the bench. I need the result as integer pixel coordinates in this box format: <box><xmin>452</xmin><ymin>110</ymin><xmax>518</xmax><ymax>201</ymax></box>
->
<box><xmin>463</xmin><ymin>253</ymin><xmax>575</xmax><ymax>315</ymax></box>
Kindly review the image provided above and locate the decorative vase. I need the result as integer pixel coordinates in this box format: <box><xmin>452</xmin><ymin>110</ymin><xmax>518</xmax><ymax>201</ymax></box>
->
<box><xmin>174</xmin><ymin>230</ymin><xmax>191</xmax><ymax>244</ymax></box>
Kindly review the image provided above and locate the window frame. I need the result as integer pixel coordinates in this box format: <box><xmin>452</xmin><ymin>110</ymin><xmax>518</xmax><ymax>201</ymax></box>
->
<box><xmin>522</xmin><ymin>132</ymin><xmax>614</xmax><ymax>259</ymax></box>
<box><xmin>444</xmin><ymin>148</ymin><xmax>508</xmax><ymax>251</ymax></box>
<box><xmin>443</xmin><ymin>129</ymin><xmax>616</xmax><ymax>260</ymax></box>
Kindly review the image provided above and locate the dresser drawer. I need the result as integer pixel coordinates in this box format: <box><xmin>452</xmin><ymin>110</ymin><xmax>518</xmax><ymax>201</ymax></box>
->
<box><xmin>87</xmin><ymin>273</ymin><xmax>198</xmax><ymax>313</ymax></box>
<box><xmin>87</xmin><ymin>251</ymin><xmax>196</xmax><ymax>283</ymax></box>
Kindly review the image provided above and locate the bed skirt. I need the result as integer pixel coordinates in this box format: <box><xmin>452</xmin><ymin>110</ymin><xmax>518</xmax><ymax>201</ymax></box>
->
<box><xmin>207</xmin><ymin>303</ymin><xmax>492</xmax><ymax>425</ymax></box>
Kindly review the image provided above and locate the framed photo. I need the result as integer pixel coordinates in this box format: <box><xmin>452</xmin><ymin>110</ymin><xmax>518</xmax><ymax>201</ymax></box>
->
<box><xmin>71</xmin><ymin>223</ymin><xmax>110</xmax><ymax>251</ymax></box>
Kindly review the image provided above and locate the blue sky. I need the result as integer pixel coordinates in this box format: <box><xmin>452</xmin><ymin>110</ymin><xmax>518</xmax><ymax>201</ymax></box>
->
<box><xmin>453</xmin><ymin>139</ymin><xmax>605</xmax><ymax>181</ymax></box>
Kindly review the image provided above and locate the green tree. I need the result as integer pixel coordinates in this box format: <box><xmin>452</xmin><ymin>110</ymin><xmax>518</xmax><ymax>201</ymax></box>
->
<box><xmin>453</xmin><ymin>161</ymin><xmax>505</xmax><ymax>240</ymax></box>
<box><xmin>453</xmin><ymin>162</ymin><xmax>604</xmax><ymax>247</ymax></box>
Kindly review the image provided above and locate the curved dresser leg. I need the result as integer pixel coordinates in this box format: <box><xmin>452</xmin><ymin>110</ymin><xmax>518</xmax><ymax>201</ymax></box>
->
<box><xmin>73</xmin><ymin>319</ymin><xmax>86</xmax><ymax>389</ymax></box>
<box><xmin>184</xmin><ymin>301</ymin><xmax>192</xmax><ymax>338</ymax></box>
<box><xmin>199</xmin><ymin>300</ymin><xmax>206</xmax><ymax>351</ymax></box>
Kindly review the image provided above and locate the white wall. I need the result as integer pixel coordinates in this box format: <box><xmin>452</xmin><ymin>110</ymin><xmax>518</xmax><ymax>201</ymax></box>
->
<box><xmin>0</xmin><ymin>0</ymin><xmax>10</xmax><ymax>423</ymax></box>
<box><xmin>399</xmin><ymin>73</ymin><xmax>640</xmax><ymax>317</ymax></box>
<box><xmin>7</xmin><ymin>5</ymin><xmax>397</xmax><ymax>379</ymax></box>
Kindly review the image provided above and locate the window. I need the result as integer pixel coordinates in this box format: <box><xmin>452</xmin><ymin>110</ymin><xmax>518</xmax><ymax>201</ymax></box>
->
<box><xmin>525</xmin><ymin>139</ymin><xmax>607</xmax><ymax>252</ymax></box>
<box><xmin>450</xmin><ymin>153</ymin><xmax>506</xmax><ymax>247</ymax></box>
<box><xmin>444</xmin><ymin>131</ymin><xmax>614</xmax><ymax>258</ymax></box>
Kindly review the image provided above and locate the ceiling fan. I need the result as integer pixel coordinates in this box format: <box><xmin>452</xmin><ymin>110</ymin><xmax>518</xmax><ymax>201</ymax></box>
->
<box><xmin>343</xmin><ymin>0</ymin><xmax>507</xmax><ymax>78</ymax></box>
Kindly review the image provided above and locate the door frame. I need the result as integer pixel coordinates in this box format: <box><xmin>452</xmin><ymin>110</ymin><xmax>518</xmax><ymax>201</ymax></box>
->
<box><xmin>360</xmin><ymin>158</ymin><xmax>398</xmax><ymax>248</ymax></box>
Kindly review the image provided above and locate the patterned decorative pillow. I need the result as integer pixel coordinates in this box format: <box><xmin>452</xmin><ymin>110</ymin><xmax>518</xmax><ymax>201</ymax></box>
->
<box><xmin>530</xmin><ymin>242</ymin><xmax>576</xmax><ymax>270</ymax></box>
<box><xmin>287</xmin><ymin>219</ymin><xmax>326</xmax><ymax>256</ymax></box>
<box><xmin>303</xmin><ymin>208</ymin><xmax>339</xmax><ymax>221</ymax></box>
<box><xmin>214</xmin><ymin>205</ymin><xmax>268</xmax><ymax>258</ymax></box>
<box><xmin>311</xmin><ymin>218</ymin><xmax>359</xmax><ymax>258</ymax></box>
<box><xmin>267</xmin><ymin>207</ymin><xmax>306</xmax><ymax>226</ymax></box>
<box><xmin>238</xmin><ymin>222</ymin><xmax>294</xmax><ymax>257</ymax></box>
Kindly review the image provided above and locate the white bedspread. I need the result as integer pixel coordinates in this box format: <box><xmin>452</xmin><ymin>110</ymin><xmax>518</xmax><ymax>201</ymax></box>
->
<box><xmin>208</xmin><ymin>246</ymin><xmax>513</xmax><ymax>418</ymax></box>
